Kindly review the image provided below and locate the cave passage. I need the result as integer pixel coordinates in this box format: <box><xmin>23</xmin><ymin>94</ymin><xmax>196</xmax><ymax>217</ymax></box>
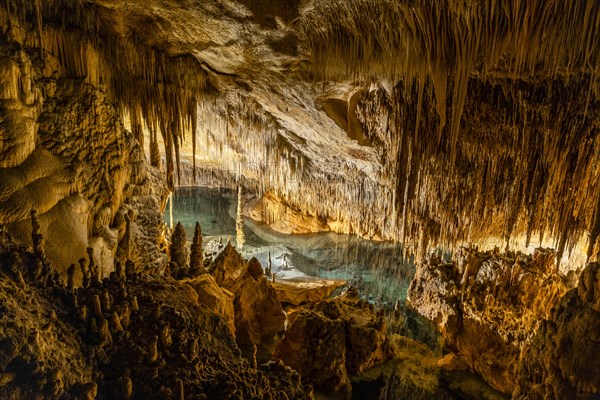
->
<box><xmin>167</xmin><ymin>186</ymin><xmax>415</xmax><ymax>307</ymax></box>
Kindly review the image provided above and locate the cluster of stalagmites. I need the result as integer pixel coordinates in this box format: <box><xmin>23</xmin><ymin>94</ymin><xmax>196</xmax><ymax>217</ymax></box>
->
<box><xmin>166</xmin><ymin>220</ymin><xmax>400</xmax><ymax>396</ymax></box>
<box><xmin>0</xmin><ymin>218</ymin><xmax>313</xmax><ymax>399</ymax></box>
<box><xmin>408</xmin><ymin>246</ymin><xmax>600</xmax><ymax>398</ymax></box>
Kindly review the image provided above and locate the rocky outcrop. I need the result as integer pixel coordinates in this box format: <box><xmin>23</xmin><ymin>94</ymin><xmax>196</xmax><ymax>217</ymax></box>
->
<box><xmin>0</xmin><ymin>225</ymin><xmax>312</xmax><ymax>399</ymax></box>
<box><xmin>408</xmin><ymin>247</ymin><xmax>568</xmax><ymax>394</ymax></box>
<box><xmin>0</xmin><ymin>32</ymin><xmax>167</xmax><ymax>279</ymax></box>
<box><xmin>209</xmin><ymin>242</ymin><xmax>247</xmax><ymax>288</ymax></box>
<box><xmin>183</xmin><ymin>274</ymin><xmax>236</xmax><ymax>336</ymax></box>
<box><xmin>516</xmin><ymin>262</ymin><xmax>600</xmax><ymax>399</ymax></box>
<box><xmin>271</xmin><ymin>278</ymin><xmax>347</xmax><ymax>307</ymax></box>
<box><xmin>273</xmin><ymin>287</ymin><xmax>392</xmax><ymax>394</ymax></box>
<box><xmin>208</xmin><ymin>245</ymin><xmax>286</xmax><ymax>346</ymax></box>
<box><xmin>227</xmin><ymin>258</ymin><xmax>286</xmax><ymax>346</ymax></box>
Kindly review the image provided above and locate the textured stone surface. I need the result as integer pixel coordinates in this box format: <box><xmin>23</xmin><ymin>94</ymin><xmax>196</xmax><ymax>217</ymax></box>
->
<box><xmin>183</xmin><ymin>273</ymin><xmax>236</xmax><ymax>336</ymax></box>
<box><xmin>271</xmin><ymin>278</ymin><xmax>347</xmax><ymax>307</ymax></box>
<box><xmin>0</xmin><ymin>38</ymin><xmax>164</xmax><ymax>277</ymax></box>
<box><xmin>209</xmin><ymin>242</ymin><xmax>248</xmax><ymax>288</ymax></box>
<box><xmin>0</xmin><ymin>227</ymin><xmax>313</xmax><ymax>400</ymax></box>
<box><xmin>516</xmin><ymin>262</ymin><xmax>600</xmax><ymax>399</ymax></box>
<box><xmin>208</xmin><ymin>245</ymin><xmax>286</xmax><ymax>346</ymax></box>
<box><xmin>408</xmin><ymin>248</ymin><xmax>567</xmax><ymax>394</ymax></box>
<box><xmin>274</xmin><ymin>287</ymin><xmax>392</xmax><ymax>394</ymax></box>
<box><xmin>228</xmin><ymin>257</ymin><xmax>286</xmax><ymax>346</ymax></box>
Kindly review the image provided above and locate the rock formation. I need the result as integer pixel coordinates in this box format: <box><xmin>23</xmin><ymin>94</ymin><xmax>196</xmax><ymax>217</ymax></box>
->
<box><xmin>227</xmin><ymin>257</ymin><xmax>286</xmax><ymax>346</ymax></box>
<box><xmin>274</xmin><ymin>287</ymin><xmax>392</xmax><ymax>394</ymax></box>
<box><xmin>516</xmin><ymin>262</ymin><xmax>600</xmax><ymax>399</ymax></box>
<box><xmin>189</xmin><ymin>222</ymin><xmax>205</xmax><ymax>276</ymax></box>
<box><xmin>0</xmin><ymin>225</ymin><xmax>313</xmax><ymax>399</ymax></box>
<box><xmin>209</xmin><ymin>247</ymin><xmax>286</xmax><ymax>347</ymax></box>
<box><xmin>271</xmin><ymin>278</ymin><xmax>347</xmax><ymax>307</ymax></box>
<box><xmin>209</xmin><ymin>242</ymin><xmax>248</xmax><ymax>288</ymax></box>
<box><xmin>408</xmin><ymin>248</ymin><xmax>568</xmax><ymax>394</ymax></box>
<box><xmin>0</xmin><ymin>0</ymin><xmax>599</xmax><ymax>398</ymax></box>
<box><xmin>169</xmin><ymin>221</ymin><xmax>189</xmax><ymax>278</ymax></box>
<box><xmin>183</xmin><ymin>274</ymin><xmax>236</xmax><ymax>336</ymax></box>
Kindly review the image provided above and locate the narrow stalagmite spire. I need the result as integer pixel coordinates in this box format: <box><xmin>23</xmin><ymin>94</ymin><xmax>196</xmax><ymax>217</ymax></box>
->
<box><xmin>236</xmin><ymin>186</ymin><xmax>245</xmax><ymax>251</ymax></box>
<box><xmin>169</xmin><ymin>222</ymin><xmax>189</xmax><ymax>278</ymax></box>
<box><xmin>189</xmin><ymin>222</ymin><xmax>205</xmax><ymax>276</ymax></box>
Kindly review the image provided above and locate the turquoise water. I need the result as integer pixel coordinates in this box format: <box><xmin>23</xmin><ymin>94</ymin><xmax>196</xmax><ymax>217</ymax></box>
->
<box><xmin>166</xmin><ymin>187</ymin><xmax>415</xmax><ymax>307</ymax></box>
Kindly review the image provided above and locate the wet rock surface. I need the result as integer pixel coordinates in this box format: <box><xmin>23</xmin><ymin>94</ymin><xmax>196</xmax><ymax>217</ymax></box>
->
<box><xmin>408</xmin><ymin>247</ymin><xmax>568</xmax><ymax>394</ymax></box>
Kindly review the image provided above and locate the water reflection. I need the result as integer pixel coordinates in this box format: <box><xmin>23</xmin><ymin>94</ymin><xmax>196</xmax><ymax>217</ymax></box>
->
<box><xmin>167</xmin><ymin>187</ymin><xmax>415</xmax><ymax>307</ymax></box>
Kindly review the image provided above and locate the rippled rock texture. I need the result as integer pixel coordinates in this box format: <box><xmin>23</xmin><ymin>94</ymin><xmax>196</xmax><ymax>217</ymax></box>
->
<box><xmin>408</xmin><ymin>248</ymin><xmax>568</xmax><ymax>394</ymax></box>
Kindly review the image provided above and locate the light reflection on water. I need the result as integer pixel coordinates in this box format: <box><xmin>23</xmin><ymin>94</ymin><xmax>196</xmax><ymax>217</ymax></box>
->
<box><xmin>166</xmin><ymin>187</ymin><xmax>415</xmax><ymax>307</ymax></box>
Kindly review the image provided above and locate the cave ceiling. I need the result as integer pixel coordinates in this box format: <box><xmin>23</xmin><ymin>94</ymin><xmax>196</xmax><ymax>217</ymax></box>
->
<box><xmin>2</xmin><ymin>0</ymin><xmax>600</xmax><ymax>263</ymax></box>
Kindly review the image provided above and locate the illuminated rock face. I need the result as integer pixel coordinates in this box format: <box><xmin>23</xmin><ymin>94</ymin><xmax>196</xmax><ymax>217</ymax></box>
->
<box><xmin>408</xmin><ymin>248</ymin><xmax>568</xmax><ymax>394</ymax></box>
<box><xmin>0</xmin><ymin>1</ymin><xmax>600</xmax><ymax>398</ymax></box>
<box><xmin>516</xmin><ymin>262</ymin><xmax>600</xmax><ymax>399</ymax></box>
<box><xmin>0</xmin><ymin>231</ymin><xmax>312</xmax><ymax>399</ymax></box>
<box><xmin>0</xmin><ymin>39</ymin><xmax>166</xmax><ymax>276</ymax></box>
<box><xmin>273</xmin><ymin>288</ymin><xmax>392</xmax><ymax>394</ymax></box>
<box><xmin>209</xmin><ymin>247</ymin><xmax>286</xmax><ymax>346</ymax></box>
<box><xmin>2</xmin><ymin>0</ymin><xmax>599</xmax><ymax>261</ymax></box>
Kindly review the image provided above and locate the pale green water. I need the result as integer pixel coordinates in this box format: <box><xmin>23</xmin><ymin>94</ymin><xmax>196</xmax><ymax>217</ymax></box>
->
<box><xmin>166</xmin><ymin>187</ymin><xmax>415</xmax><ymax>307</ymax></box>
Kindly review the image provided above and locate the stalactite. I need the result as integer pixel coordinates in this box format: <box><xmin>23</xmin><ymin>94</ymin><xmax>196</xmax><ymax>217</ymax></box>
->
<box><xmin>0</xmin><ymin>0</ymin><xmax>207</xmax><ymax>191</ymax></box>
<box><xmin>299</xmin><ymin>0</ymin><xmax>600</xmax><ymax>258</ymax></box>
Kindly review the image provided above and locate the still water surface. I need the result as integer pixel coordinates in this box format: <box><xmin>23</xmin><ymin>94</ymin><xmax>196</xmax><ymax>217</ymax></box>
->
<box><xmin>166</xmin><ymin>187</ymin><xmax>414</xmax><ymax>308</ymax></box>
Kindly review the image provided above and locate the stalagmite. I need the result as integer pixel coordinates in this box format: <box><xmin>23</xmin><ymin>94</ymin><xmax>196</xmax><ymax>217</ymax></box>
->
<box><xmin>189</xmin><ymin>222</ymin><xmax>204</xmax><ymax>276</ymax></box>
<box><xmin>0</xmin><ymin>0</ymin><xmax>599</xmax><ymax>398</ymax></box>
<box><xmin>236</xmin><ymin>186</ymin><xmax>245</xmax><ymax>251</ymax></box>
<box><xmin>169</xmin><ymin>222</ymin><xmax>189</xmax><ymax>278</ymax></box>
<box><xmin>79</xmin><ymin>258</ymin><xmax>90</xmax><ymax>288</ymax></box>
<box><xmin>67</xmin><ymin>264</ymin><xmax>76</xmax><ymax>290</ymax></box>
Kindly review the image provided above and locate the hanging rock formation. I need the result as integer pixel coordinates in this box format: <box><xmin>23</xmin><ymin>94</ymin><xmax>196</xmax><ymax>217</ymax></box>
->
<box><xmin>2</xmin><ymin>0</ymin><xmax>599</xmax><ymax>259</ymax></box>
<box><xmin>1</xmin><ymin>0</ymin><xmax>600</xmax><ymax>398</ymax></box>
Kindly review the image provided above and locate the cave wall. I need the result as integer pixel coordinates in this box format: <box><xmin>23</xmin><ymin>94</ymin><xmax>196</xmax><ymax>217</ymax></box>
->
<box><xmin>300</xmin><ymin>0</ymin><xmax>600</xmax><ymax>262</ymax></box>
<box><xmin>0</xmin><ymin>15</ymin><xmax>167</xmax><ymax>277</ymax></box>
